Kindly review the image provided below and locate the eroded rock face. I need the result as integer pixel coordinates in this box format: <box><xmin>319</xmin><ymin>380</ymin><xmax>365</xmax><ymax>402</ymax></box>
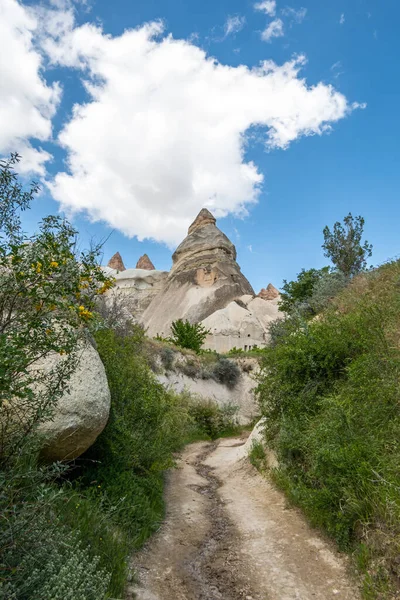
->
<box><xmin>136</xmin><ymin>254</ymin><xmax>156</xmax><ymax>270</ymax></box>
<box><xmin>257</xmin><ymin>283</ymin><xmax>280</xmax><ymax>301</ymax></box>
<box><xmin>200</xmin><ymin>294</ymin><xmax>281</xmax><ymax>353</ymax></box>
<box><xmin>108</xmin><ymin>252</ymin><xmax>126</xmax><ymax>272</ymax></box>
<box><xmin>141</xmin><ymin>209</ymin><xmax>254</xmax><ymax>338</ymax></box>
<box><xmin>106</xmin><ymin>268</ymin><xmax>169</xmax><ymax>320</ymax></box>
<box><xmin>38</xmin><ymin>343</ymin><xmax>111</xmax><ymax>461</ymax></box>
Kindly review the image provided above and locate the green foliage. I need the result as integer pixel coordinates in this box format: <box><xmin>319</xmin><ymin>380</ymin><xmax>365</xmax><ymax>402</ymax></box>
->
<box><xmin>278</xmin><ymin>267</ymin><xmax>330</xmax><ymax>315</ymax></box>
<box><xmin>160</xmin><ymin>346</ymin><xmax>176</xmax><ymax>371</ymax></box>
<box><xmin>0</xmin><ymin>154</ymin><xmax>112</xmax><ymax>462</ymax></box>
<box><xmin>307</xmin><ymin>269</ymin><xmax>349</xmax><ymax>314</ymax></box>
<box><xmin>0</xmin><ymin>458</ymin><xmax>111</xmax><ymax>600</ymax></box>
<box><xmin>0</xmin><ymin>155</ymin><xmax>115</xmax><ymax>599</ymax></box>
<box><xmin>71</xmin><ymin>325</ymin><xmax>192</xmax><ymax>596</ymax></box>
<box><xmin>257</xmin><ymin>260</ymin><xmax>400</xmax><ymax>597</ymax></box>
<box><xmin>249</xmin><ymin>440</ymin><xmax>267</xmax><ymax>471</ymax></box>
<box><xmin>188</xmin><ymin>399</ymin><xmax>239</xmax><ymax>440</ymax></box>
<box><xmin>322</xmin><ymin>213</ymin><xmax>373</xmax><ymax>277</ymax></box>
<box><xmin>169</xmin><ymin>319</ymin><xmax>209</xmax><ymax>353</ymax></box>
<box><xmin>211</xmin><ymin>357</ymin><xmax>241</xmax><ymax>388</ymax></box>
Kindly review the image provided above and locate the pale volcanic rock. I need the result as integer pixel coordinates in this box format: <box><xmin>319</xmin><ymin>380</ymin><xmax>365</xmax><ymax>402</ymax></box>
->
<box><xmin>38</xmin><ymin>343</ymin><xmax>110</xmax><ymax>461</ymax></box>
<box><xmin>257</xmin><ymin>283</ymin><xmax>280</xmax><ymax>301</ymax></box>
<box><xmin>200</xmin><ymin>295</ymin><xmax>281</xmax><ymax>353</ymax></box>
<box><xmin>106</xmin><ymin>268</ymin><xmax>168</xmax><ymax>319</ymax></box>
<box><xmin>141</xmin><ymin>209</ymin><xmax>254</xmax><ymax>338</ymax></box>
<box><xmin>136</xmin><ymin>254</ymin><xmax>156</xmax><ymax>270</ymax></box>
<box><xmin>107</xmin><ymin>252</ymin><xmax>126</xmax><ymax>272</ymax></box>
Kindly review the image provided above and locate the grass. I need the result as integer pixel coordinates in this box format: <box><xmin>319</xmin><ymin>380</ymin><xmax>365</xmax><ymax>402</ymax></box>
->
<box><xmin>256</xmin><ymin>260</ymin><xmax>400</xmax><ymax>598</ymax></box>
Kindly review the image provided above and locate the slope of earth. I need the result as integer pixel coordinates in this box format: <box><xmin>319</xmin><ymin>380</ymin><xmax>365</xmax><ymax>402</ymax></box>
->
<box><xmin>128</xmin><ymin>437</ymin><xmax>360</xmax><ymax>600</ymax></box>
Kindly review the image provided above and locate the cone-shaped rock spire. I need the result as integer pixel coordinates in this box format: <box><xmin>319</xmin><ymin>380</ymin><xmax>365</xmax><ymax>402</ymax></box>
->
<box><xmin>136</xmin><ymin>254</ymin><xmax>155</xmax><ymax>270</ymax></box>
<box><xmin>257</xmin><ymin>283</ymin><xmax>280</xmax><ymax>301</ymax></box>
<box><xmin>108</xmin><ymin>252</ymin><xmax>126</xmax><ymax>271</ymax></box>
<box><xmin>188</xmin><ymin>208</ymin><xmax>216</xmax><ymax>235</ymax></box>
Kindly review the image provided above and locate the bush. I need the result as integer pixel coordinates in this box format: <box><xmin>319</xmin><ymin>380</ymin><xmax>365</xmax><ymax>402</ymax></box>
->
<box><xmin>188</xmin><ymin>399</ymin><xmax>239</xmax><ymax>440</ymax></box>
<box><xmin>278</xmin><ymin>267</ymin><xmax>330</xmax><ymax>315</ymax></box>
<box><xmin>0</xmin><ymin>460</ymin><xmax>112</xmax><ymax>600</ymax></box>
<box><xmin>212</xmin><ymin>357</ymin><xmax>241</xmax><ymax>388</ymax></box>
<box><xmin>308</xmin><ymin>270</ymin><xmax>349</xmax><ymax>313</ymax></box>
<box><xmin>160</xmin><ymin>346</ymin><xmax>176</xmax><ymax>371</ymax></box>
<box><xmin>169</xmin><ymin>319</ymin><xmax>209</xmax><ymax>353</ymax></box>
<box><xmin>72</xmin><ymin>325</ymin><xmax>192</xmax><ymax>596</ymax></box>
<box><xmin>0</xmin><ymin>154</ymin><xmax>112</xmax><ymax>462</ymax></box>
<box><xmin>257</xmin><ymin>260</ymin><xmax>400</xmax><ymax>596</ymax></box>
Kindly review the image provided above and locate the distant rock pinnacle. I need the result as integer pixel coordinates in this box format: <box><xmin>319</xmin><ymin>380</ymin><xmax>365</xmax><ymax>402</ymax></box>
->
<box><xmin>108</xmin><ymin>252</ymin><xmax>126</xmax><ymax>271</ymax></box>
<box><xmin>136</xmin><ymin>254</ymin><xmax>156</xmax><ymax>270</ymax></box>
<box><xmin>257</xmin><ymin>283</ymin><xmax>280</xmax><ymax>301</ymax></box>
<box><xmin>188</xmin><ymin>208</ymin><xmax>216</xmax><ymax>235</ymax></box>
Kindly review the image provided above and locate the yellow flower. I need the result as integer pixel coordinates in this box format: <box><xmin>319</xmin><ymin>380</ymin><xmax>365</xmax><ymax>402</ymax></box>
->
<box><xmin>50</xmin><ymin>261</ymin><xmax>59</xmax><ymax>268</ymax></box>
<box><xmin>78</xmin><ymin>305</ymin><xmax>93</xmax><ymax>320</ymax></box>
<box><xmin>45</xmin><ymin>329</ymin><xmax>52</xmax><ymax>335</ymax></box>
<box><xmin>36</xmin><ymin>262</ymin><xmax>42</xmax><ymax>274</ymax></box>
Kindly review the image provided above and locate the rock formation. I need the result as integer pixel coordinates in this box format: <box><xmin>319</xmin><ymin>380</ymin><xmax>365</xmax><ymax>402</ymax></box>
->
<box><xmin>257</xmin><ymin>283</ymin><xmax>280</xmax><ymax>301</ymax></box>
<box><xmin>200</xmin><ymin>294</ymin><xmax>281</xmax><ymax>353</ymax></box>
<box><xmin>141</xmin><ymin>209</ymin><xmax>255</xmax><ymax>338</ymax></box>
<box><xmin>106</xmin><ymin>268</ymin><xmax>168</xmax><ymax>319</ymax></box>
<box><xmin>104</xmin><ymin>208</ymin><xmax>282</xmax><ymax>351</ymax></box>
<box><xmin>39</xmin><ymin>343</ymin><xmax>111</xmax><ymax>461</ymax></box>
<box><xmin>107</xmin><ymin>252</ymin><xmax>126</xmax><ymax>272</ymax></box>
<box><xmin>136</xmin><ymin>254</ymin><xmax>156</xmax><ymax>270</ymax></box>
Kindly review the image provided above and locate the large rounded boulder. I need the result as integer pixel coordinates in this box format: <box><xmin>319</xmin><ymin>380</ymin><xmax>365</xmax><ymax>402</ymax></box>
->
<box><xmin>39</xmin><ymin>342</ymin><xmax>111</xmax><ymax>461</ymax></box>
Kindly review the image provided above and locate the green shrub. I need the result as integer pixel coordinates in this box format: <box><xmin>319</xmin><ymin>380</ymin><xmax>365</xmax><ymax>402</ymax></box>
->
<box><xmin>72</xmin><ymin>325</ymin><xmax>192</xmax><ymax>596</ymax></box>
<box><xmin>169</xmin><ymin>319</ymin><xmax>209</xmax><ymax>353</ymax></box>
<box><xmin>257</xmin><ymin>260</ymin><xmax>400</xmax><ymax>596</ymax></box>
<box><xmin>308</xmin><ymin>270</ymin><xmax>349</xmax><ymax>313</ymax></box>
<box><xmin>0</xmin><ymin>460</ymin><xmax>112</xmax><ymax>600</ymax></box>
<box><xmin>160</xmin><ymin>346</ymin><xmax>176</xmax><ymax>371</ymax></box>
<box><xmin>249</xmin><ymin>440</ymin><xmax>267</xmax><ymax>471</ymax></box>
<box><xmin>188</xmin><ymin>399</ymin><xmax>239</xmax><ymax>440</ymax></box>
<box><xmin>212</xmin><ymin>357</ymin><xmax>241</xmax><ymax>388</ymax></box>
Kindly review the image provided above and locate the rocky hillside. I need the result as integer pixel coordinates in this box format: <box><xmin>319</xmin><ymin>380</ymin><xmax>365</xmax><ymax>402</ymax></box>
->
<box><xmin>105</xmin><ymin>208</ymin><xmax>282</xmax><ymax>352</ymax></box>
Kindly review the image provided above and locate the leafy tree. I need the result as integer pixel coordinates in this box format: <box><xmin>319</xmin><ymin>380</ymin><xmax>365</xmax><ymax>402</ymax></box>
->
<box><xmin>0</xmin><ymin>154</ymin><xmax>113</xmax><ymax>461</ymax></box>
<box><xmin>322</xmin><ymin>213</ymin><xmax>372</xmax><ymax>277</ymax></box>
<box><xmin>169</xmin><ymin>319</ymin><xmax>209</xmax><ymax>353</ymax></box>
<box><xmin>278</xmin><ymin>267</ymin><xmax>330</xmax><ymax>314</ymax></box>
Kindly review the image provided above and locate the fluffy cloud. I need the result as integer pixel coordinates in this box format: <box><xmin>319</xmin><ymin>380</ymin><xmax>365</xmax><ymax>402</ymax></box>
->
<box><xmin>224</xmin><ymin>15</ymin><xmax>246</xmax><ymax>37</ymax></box>
<box><xmin>340</xmin><ymin>13</ymin><xmax>345</xmax><ymax>25</ymax></box>
<box><xmin>254</xmin><ymin>1</ymin><xmax>276</xmax><ymax>17</ymax></box>
<box><xmin>0</xmin><ymin>0</ymin><xmax>60</xmax><ymax>173</ymax></box>
<box><xmin>261</xmin><ymin>18</ymin><xmax>284</xmax><ymax>42</ymax></box>
<box><xmin>36</xmin><ymin>15</ymin><xmax>358</xmax><ymax>245</ymax></box>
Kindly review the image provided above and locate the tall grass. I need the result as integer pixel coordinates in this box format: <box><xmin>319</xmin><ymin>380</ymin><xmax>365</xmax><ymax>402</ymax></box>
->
<box><xmin>257</xmin><ymin>260</ymin><xmax>400</xmax><ymax>598</ymax></box>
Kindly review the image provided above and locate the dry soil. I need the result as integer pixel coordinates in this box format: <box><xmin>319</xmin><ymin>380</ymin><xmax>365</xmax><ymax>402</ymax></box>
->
<box><xmin>128</xmin><ymin>436</ymin><xmax>361</xmax><ymax>600</ymax></box>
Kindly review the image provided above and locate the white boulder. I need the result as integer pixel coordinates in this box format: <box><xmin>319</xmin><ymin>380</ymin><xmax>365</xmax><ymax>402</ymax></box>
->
<box><xmin>39</xmin><ymin>343</ymin><xmax>111</xmax><ymax>461</ymax></box>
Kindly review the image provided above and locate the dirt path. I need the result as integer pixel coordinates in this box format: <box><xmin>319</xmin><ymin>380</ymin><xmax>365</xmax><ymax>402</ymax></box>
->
<box><xmin>128</xmin><ymin>436</ymin><xmax>360</xmax><ymax>600</ymax></box>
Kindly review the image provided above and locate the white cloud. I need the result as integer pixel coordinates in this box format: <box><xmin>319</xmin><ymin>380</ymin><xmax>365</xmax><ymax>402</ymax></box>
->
<box><xmin>224</xmin><ymin>15</ymin><xmax>246</xmax><ymax>37</ymax></box>
<box><xmin>281</xmin><ymin>7</ymin><xmax>307</xmax><ymax>24</ymax></box>
<box><xmin>0</xmin><ymin>0</ymin><xmax>61</xmax><ymax>173</ymax></box>
<box><xmin>254</xmin><ymin>0</ymin><xmax>276</xmax><ymax>17</ymax></box>
<box><xmin>22</xmin><ymin>9</ymin><xmax>359</xmax><ymax>246</ymax></box>
<box><xmin>261</xmin><ymin>18</ymin><xmax>284</xmax><ymax>42</ymax></box>
<box><xmin>247</xmin><ymin>244</ymin><xmax>253</xmax><ymax>252</ymax></box>
<box><xmin>340</xmin><ymin>13</ymin><xmax>345</xmax><ymax>25</ymax></box>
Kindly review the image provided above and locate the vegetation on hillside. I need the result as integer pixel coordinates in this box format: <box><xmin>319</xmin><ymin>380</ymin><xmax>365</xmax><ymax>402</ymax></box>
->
<box><xmin>169</xmin><ymin>318</ymin><xmax>210</xmax><ymax>353</ymax></box>
<box><xmin>257</xmin><ymin>259</ymin><xmax>400</xmax><ymax>598</ymax></box>
<box><xmin>0</xmin><ymin>157</ymin><xmax>239</xmax><ymax>598</ymax></box>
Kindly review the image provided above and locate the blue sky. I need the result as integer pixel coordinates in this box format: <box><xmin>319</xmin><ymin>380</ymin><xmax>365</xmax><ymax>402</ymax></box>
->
<box><xmin>2</xmin><ymin>0</ymin><xmax>399</xmax><ymax>292</ymax></box>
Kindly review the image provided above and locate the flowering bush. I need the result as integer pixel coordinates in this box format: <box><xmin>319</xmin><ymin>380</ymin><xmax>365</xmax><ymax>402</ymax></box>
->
<box><xmin>0</xmin><ymin>153</ymin><xmax>113</xmax><ymax>461</ymax></box>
